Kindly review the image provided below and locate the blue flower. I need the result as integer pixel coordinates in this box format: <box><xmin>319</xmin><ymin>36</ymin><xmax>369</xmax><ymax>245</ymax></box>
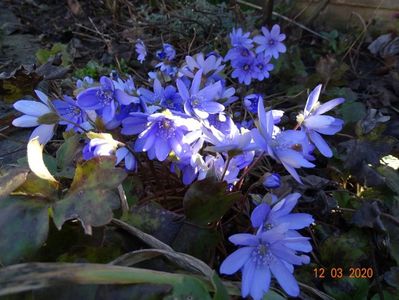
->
<box><xmin>253</xmin><ymin>99</ymin><xmax>315</xmax><ymax>183</ymax></box>
<box><xmin>12</xmin><ymin>90</ymin><xmax>57</xmax><ymax>145</ymax></box>
<box><xmin>139</xmin><ymin>79</ymin><xmax>183</xmax><ymax>112</ymax></box>
<box><xmin>225</xmin><ymin>46</ymin><xmax>254</xmax><ymax>64</ymax></box>
<box><xmin>115</xmin><ymin>146</ymin><xmax>137</xmax><ymax>171</ymax></box>
<box><xmin>176</xmin><ymin>69</ymin><xmax>224</xmax><ymax>119</ymax></box>
<box><xmin>156</xmin><ymin>43</ymin><xmax>176</xmax><ymax>61</ymax></box>
<box><xmin>220</xmin><ymin>224</ymin><xmax>310</xmax><ymax>299</ymax></box>
<box><xmin>82</xmin><ymin>136</ymin><xmax>119</xmax><ymax>160</ymax></box>
<box><xmin>254</xmin><ymin>25</ymin><xmax>286</xmax><ymax>59</ymax></box>
<box><xmin>76</xmin><ymin>76</ymin><xmax>94</xmax><ymax>89</ymax></box>
<box><xmin>53</xmin><ymin>96</ymin><xmax>88</xmax><ymax>132</ymax></box>
<box><xmin>231</xmin><ymin>56</ymin><xmax>256</xmax><ymax>85</ymax></box>
<box><xmin>230</xmin><ymin>28</ymin><xmax>253</xmax><ymax>49</ymax></box>
<box><xmin>203</xmin><ymin>120</ymin><xmax>253</xmax><ymax>154</ymax></box>
<box><xmin>251</xmin><ymin>193</ymin><xmax>314</xmax><ymax>232</ymax></box>
<box><xmin>133</xmin><ymin>112</ymin><xmax>201</xmax><ymax>161</ymax></box>
<box><xmin>296</xmin><ymin>84</ymin><xmax>345</xmax><ymax>157</ymax></box>
<box><xmin>253</xmin><ymin>54</ymin><xmax>274</xmax><ymax>81</ymax></box>
<box><xmin>262</xmin><ymin>173</ymin><xmax>281</xmax><ymax>189</ymax></box>
<box><xmin>244</xmin><ymin>94</ymin><xmax>263</xmax><ymax>114</ymax></box>
<box><xmin>77</xmin><ymin>76</ymin><xmax>136</xmax><ymax>124</ymax></box>
<box><xmin>180</xmin><ymin>53</ymin><xmax>225</xmax><ymax>79</ymax></box>
<box><xmin>135</xmin><ymin>39</ymin><xmax>147</xmax><ymax>63</ymax></box>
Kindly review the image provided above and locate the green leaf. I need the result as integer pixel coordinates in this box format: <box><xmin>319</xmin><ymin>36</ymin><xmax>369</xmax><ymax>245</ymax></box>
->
<box><xmin>183</xmin><ymin>177</ymin><xmax>242</xmax><ymax>225</ymax></box>
<box><xmin>323</xmin><ymin>278</ymin><xmax>369</xmax><ymax>300</ymax></box>
<box><xmin>172</xmin><ymin>223</ymin><xmax>219</xmax><ymax>262</ymax></box>
<box><xmin>52</xmin><ymin>157</ymin><xmax>127</xmax><ymax>233</ymax></box>
<box><xmin>211</xmin><ymin>272</ymin><xmax>229</xmax><ymax>300</ymax></box>
<box><xmin>319</xmin><ymin>229</ymin><xmax>368</xmax><ymax>267</ymax></box>
<box><xmin>0</xmin><ymin>263</ymin><xmax>211</xmax><ymax>298</ymax></box>
<box><xmin>166</xmin><ymin>276</ymin><xmax>212</xmax><ymax>300</ymax></box>
<box><xmin>0</xmin><ymin>168</ymin><xmax>29</xmax><ymax>199</ymax></box>
<box><xmin>377</xmin><ymin>165</ymin><xmax>399</xmax><ymax>195</ymax></box>
<box><xmin>0</xmin><ymin>197</ymin><xmax>49</xmax><ymax>265</ymax></box>
<box><xmin>262</xmin><ymin>290</ymin><xmax>287</xmax><ymax>300</ymax></box>
<box><xmin>339</xmin><ymin>100</ymin><xmax>366</xmax><ymax>123</ymax></box>
<box><xmin>13</xmin><ymin>173</ymin><xmax>58</xmax><ymax>199</ymax></box>
<box><xmin>56</xmin><ymin>134</ymin><xmax>81</xmax><ymax>177</ymax></box>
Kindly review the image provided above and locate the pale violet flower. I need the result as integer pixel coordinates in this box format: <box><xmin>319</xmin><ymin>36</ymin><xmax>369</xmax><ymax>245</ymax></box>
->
<box><xmin>12</xmin><ymin>90</ymin><xmax>58</xmax><ymax>145</ymax></box>
<box><xmin>296</xmin><ymin>84</ymin><xmax>345</xmax><ymax>157</ymax></box>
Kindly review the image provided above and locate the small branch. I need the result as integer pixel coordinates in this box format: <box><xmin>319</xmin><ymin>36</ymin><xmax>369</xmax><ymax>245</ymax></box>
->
<box><xmin>236</xmin><ymin>0</ymin><xmax>328</xmax><ymax>41</ymax></box>
<box><xmin>117</xmin><ymin>184</ymin><xmax>129</xmax><ymax>215</ymax></box>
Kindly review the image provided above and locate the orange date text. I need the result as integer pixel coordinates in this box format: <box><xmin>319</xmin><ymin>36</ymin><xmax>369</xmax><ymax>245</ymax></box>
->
<box><xmin>313</xmin><ymin>267</ymin><xmax>374</xmax><ymax>279</ymax></box>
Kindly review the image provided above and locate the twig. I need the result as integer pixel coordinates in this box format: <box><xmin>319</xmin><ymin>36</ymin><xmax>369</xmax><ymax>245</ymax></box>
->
<box><xmin>236</xmin><ymin>0</ymin><xmax>329</xmax><ymax>41</ymax></box>
<box><xmin>118</xmin><ymin>184</ymin><xmax>129</xmax><ymax>215</ymax></box>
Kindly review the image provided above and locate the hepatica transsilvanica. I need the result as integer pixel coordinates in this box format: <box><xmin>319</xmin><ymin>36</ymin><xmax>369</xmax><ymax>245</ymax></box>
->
<box><xmin>12</xmin><ymin>25</ymin><xmax>345</xmax><ymax>299</ymax></box>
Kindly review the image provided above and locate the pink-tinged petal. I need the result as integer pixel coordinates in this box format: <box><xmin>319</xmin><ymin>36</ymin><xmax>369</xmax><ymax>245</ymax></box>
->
<box><xmin>308</xmin><ymin>130</ymin><xmax>332</xmax><ymax>157</ymax></box>
<box><xmin>12</xmin><ymin>115</ymin><xmax>39</xmax><ymax>127</ymax></box>
<box><xmin>269</xmin><ymin>258</ymin><xmax>300</xmax><ymax>297</ymax></box>
<box><xmin>241</xmin><ymin>260</ymin><xmax>256</xmax><ymax>297</ymax></box>
<box><xmin>304</xmin><ymin>84</ymin><xmax>322</xmax><ymax>116</ymax></box>
<box><xmin>228</xmin><ymin>233</ymin><xmax>259</xmax><ymax>246</ymax></box>
<box><xmin>29</xmin><ymin>124</ymin><xmax>55</xmax><ymax>145</ymax></box>
<box><xmin>14</xmin><ymin>100</ymin><xmax>51</xmax><ymax>117</ymax></box>
<box><xmin>314</xmin><ymin>97</ymin><xmax>345</xmax><ymax>115</ymax></box>
<box><xmin>220</xmin><ymin>247</ymin><xmax>253</xmax><ymax>275</ymax></box>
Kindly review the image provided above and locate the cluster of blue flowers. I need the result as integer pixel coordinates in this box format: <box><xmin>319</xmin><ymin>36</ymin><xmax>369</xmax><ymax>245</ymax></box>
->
<box><xmin>12</xmin><ymin>25</ymin><xmax>345</xmax><ymax>299</ymax></box>
<box><xmin>225</xmin><ymin>26</ymin><xmax>285</xmax><ymax>85</ymax></box>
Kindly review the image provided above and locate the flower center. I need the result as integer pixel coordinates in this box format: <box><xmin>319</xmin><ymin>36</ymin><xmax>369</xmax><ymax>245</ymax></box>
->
<box><xmin>241</xmin><ymin>48</ymin><xmax>250</xmax><ymax>57</ymax></box>
<box><xmin>243</xmin><ymin>64</ymin><xmax>250</xmax><ymax>71</ymax></box>
<box><xmin>268</xmin><ymin>39</ymin><xmax>275</xmax><ymax>46</ymax></box>
<box><xmin>251</xmin><ymin>243</ymin><xmax>273</xmax><ymax>267</ymax></box>
<box><xmin>97</xmin><ymin>89</ymin><xmax>114</xmax><ymax>105</ymax></box>
<box><xmin>156</xmin><ymin>118</ymin><xmax>176</xmax><ymax>139</ymax></box>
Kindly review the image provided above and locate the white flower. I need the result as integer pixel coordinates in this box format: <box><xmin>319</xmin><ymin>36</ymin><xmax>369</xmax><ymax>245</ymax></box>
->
<box><xmin>12</xmin><ymin>90</ymin><xmax>58</xmax><ymax>145</ymax></box>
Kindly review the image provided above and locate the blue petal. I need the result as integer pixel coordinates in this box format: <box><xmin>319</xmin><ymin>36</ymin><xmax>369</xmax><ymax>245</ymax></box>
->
<box><xmin>251</xmin><ymin>203</ymin><xmax>270</xmax><ymax>228</ymax></box>
<box><xmin>219</xmin><ymin>247</ymin><xmax>253</xmax><ymax>275</ymax></box>
<box><xmin>269</xmin><ymin>257</ymin><xmax>300</xmax><ymax>297</ymax></box>
<box><xmin>276</xmin><ymin>213</ymin><xmax>313</xmax><ymax>230</ymax></box>
<box><xmin>190</xmin><ymin>69</ymin><xmax>203</xmax><ymax>95</ymax></box>
<box><xmin>250</xmin><ymin>267</ymin><xmax>271</xmax><ymax>300</ymax></box>
<box><xmin>155</xmin><ymin>138</ymin><xmax>170</xmax><ymax>161</ymax></box>
<box><xmin>276</xmin><ymin>149</ymin><xmax>315</xmax><ymax>168</ymax></box>
<box><xmin>304</xmin><ymin>85</ymin><xmax>322</xmax><ymax>117</ymax></box>
<box><xmin>241</xmin><ymin>260</ymin><xmax>256</xmax><ymax>298</ymax></box>
<box><xmin>314</xmin><ymin>98</ymin><xmax>345</xmax><ymax>115</ymax></box>
<box><xmin>228</xmin><ymin>233</ymin><xmax>259</xmax><ymax>246</ymax></box>
<box><xmin>77</xmin><ymin>88</ymin><xmax>103</xmax><ymax>110</ymax></box>
<box><xmin>309</xmin><ymin>130</ymin><xmax>332</xmax><ymax>157</ymax></box>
